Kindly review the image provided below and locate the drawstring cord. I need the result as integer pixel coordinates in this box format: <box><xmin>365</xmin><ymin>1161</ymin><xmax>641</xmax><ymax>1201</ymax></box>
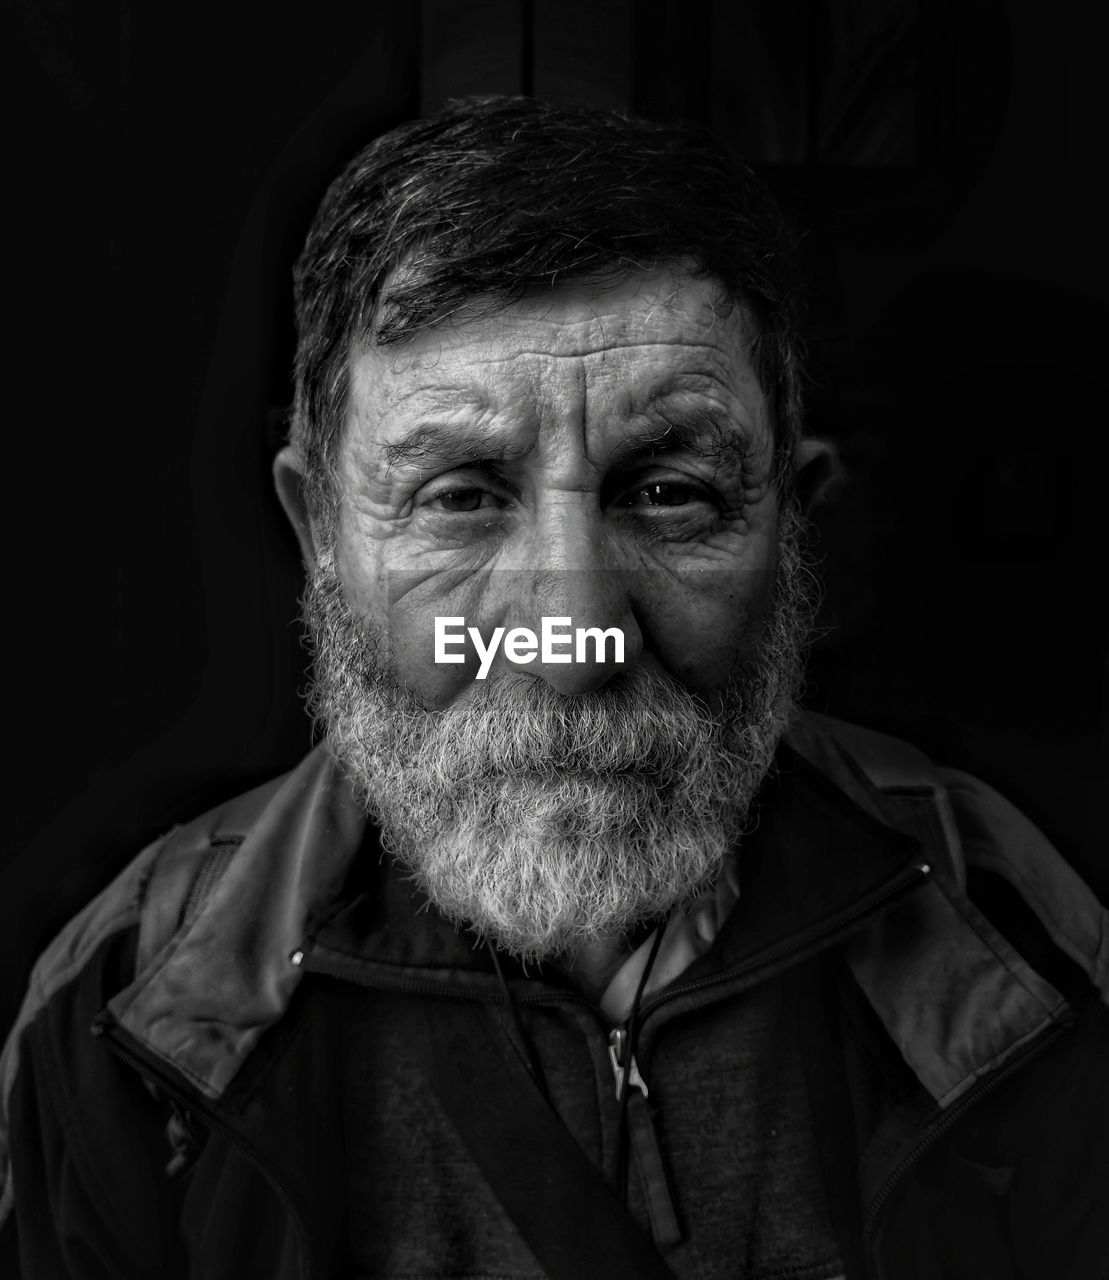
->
<box><xmin>616</xmin><ymin>921</ymin><xmax>667</xmax><ymax>1201</ymax></box>
<box><xmin>487</xmin><ymin>940</ymin><xmax>550</xmax><ymax>1103</ymax></box>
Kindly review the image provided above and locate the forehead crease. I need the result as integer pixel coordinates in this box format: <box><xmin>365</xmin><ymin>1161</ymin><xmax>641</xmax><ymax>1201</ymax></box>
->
<box><xmin>496</xmin><ymin>335</ymin><xmax>739</xmax><ymax>368</ymax></box>
<box><xmin>387</xmin><ymin>382</ymin><xmax>494</xmax><ymax>412</ymax></box>
<box><xmin>377</xmin><ymin>339</ymin><xmax>738</xmax><ymax>410</ymax></box>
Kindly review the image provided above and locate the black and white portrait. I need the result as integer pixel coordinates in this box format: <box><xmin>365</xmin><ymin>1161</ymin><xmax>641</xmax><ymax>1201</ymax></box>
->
<box><xmin>2</xmin><ymin>4</ymin><xmax>1105</xmax><ymax>1277</ymax></box>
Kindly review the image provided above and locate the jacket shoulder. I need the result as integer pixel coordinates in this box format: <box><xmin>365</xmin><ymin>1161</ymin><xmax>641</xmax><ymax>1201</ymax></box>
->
<box><xmin>34</xmin><ymin>768</ymin><xmax>292</xmax><ymax>1002</ymax></box>
<box><xmin>0</xmin><ymin>766</ymin><xmax>298</xmax><ymax>1223</ymax></box>
<box><xmin>788</xmin><ymin>710</ymin><xmax>1108</xmax><ymax>1001</ymax></box>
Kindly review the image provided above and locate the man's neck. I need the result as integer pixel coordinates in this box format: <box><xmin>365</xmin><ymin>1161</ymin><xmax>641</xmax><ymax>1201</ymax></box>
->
<box><xmin>556</xmin><ymin>925</ymin><xmax>656</xmax><ymax>1002</ymax></box>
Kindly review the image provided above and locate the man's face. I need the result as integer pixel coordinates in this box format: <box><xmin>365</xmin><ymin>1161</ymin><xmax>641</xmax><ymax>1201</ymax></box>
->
<box><xmin>333</xmin><ymin>266</ymin><xmax>782</xmax><ymax>704</ymax></box>
<box><xmin>302</xmin><ymin>265</ymin><xmax>813</xmax><ymax>959</ymax></box>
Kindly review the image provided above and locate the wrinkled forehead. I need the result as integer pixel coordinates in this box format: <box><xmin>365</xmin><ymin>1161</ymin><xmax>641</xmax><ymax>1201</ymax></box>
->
<box><xmin>350</xmin><ymin>265</ymin><xmax>764</xmax><ymax>415</ymax></box>
<box><xmin>338</xmin><ymin>267</ymin><xmax>774</xmax><ymax>485</ymax></box>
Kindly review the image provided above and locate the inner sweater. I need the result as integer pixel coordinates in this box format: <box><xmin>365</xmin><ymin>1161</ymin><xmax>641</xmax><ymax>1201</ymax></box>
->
<box><xmin>340</xmin><ymin>958</ymin><xmax>844</xmax><ymax>1278</ymax></box>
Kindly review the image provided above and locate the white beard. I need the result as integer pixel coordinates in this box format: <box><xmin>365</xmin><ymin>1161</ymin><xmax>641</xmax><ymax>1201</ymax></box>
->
<box><xmin>305</xmin><ymin>508</ymin><xmax>813</xmax><ymax>961</ymax></box>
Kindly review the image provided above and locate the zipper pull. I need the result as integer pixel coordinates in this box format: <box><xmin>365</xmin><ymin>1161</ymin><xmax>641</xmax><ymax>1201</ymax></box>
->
<box><xmin>608</xmin><ymin>1027</ymin><xmax>648</xmax><ymax>1101</ymax></box>
<box><xmin>164</xmin><ymin>1099</ymin><xmax>203</xmax><ymax>1179</ymax></box>
<box><xmin>608</xmin><ymin>1028</ymin><xmax>683</xmax><ymax>1246</ymax></box>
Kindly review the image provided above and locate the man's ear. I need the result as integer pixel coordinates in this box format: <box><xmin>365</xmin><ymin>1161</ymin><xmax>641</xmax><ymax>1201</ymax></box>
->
<box><xmin>273</xmin><ymin>446</ymin><xmax>319</xmax><ymax>568</ymax></box>
<box><xmin>791</xmin><ymin>436</ymin><xmax>838</xmax><ymax>515</ymax></box>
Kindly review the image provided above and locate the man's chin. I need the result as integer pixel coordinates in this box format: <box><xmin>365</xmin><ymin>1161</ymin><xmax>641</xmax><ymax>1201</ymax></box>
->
<box><xmin>389</xmin><ymin>839</ymin><xmax>726</xmax><ymax>963</ymax></box>
<box><xmin>373</xmin><ymin>778</ymin><xmax>740</xmax><ymax>962</ymax></box>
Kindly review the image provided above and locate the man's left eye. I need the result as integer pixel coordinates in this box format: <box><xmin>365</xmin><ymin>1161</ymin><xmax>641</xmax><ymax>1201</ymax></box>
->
<box><xmin>617</xmin><ymin>482</ymin><xmax>705</xmax><ymax>508</ymax></box>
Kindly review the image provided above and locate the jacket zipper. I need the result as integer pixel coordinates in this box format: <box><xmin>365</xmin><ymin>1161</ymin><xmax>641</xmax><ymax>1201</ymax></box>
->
<box><xmin>607</xmin><ymin>1026</ymin><xmax>649</xmax><ymax>1100</ymax></box>
<box><xmin>303</xmin><ymin>861</ymin><xmax>933</xmax><ymax>1097</ymax></box>
<box><xmin>93</xmin><ymin>1017</ymin><xmax>315</xmax><ymax>1280</ymax></box>
<box><xmin>860</xmin><ymin>1017</ymin><xmax>1071</xmax><ymax>1276</ymax></box>
<box><xmin>607</xmin><ymin>1026</ymin><xmax>684</xmax><ymax>1247</ymax></box>
<box><xmin>299</xmin><ymin>950</ymin><xmax>597</xmax><ymax>1011</ymax></box>
<box><xmin>304</xmin><ymin>860</ymin><xmax>932</xmax><ymax>1017</ymax></box>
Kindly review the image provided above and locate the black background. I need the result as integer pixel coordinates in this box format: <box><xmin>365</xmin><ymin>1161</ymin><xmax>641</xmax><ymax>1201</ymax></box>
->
<box><xmin>3</xmin><ymin>0</ymin><xmax>1106</xmax><ymax>1034</ymax></box>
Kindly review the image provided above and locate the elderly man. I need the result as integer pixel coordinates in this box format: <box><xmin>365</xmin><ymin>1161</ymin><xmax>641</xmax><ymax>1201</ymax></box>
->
<box><xmin>1</xmin><ymin>97</ymin><xmax>1105</xmax><ymax>1280</ymax></box>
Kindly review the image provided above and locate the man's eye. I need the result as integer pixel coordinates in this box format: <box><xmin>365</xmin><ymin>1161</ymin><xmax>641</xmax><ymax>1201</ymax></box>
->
<box><xmin>619</xmin><ymin>482</ymin><xmax>704</xmax><ymax>508</ymax></box>
<box><xmin>431</xmin><ymin>489</ymin><xmax>497</xmax><ymax>513</ymax></box>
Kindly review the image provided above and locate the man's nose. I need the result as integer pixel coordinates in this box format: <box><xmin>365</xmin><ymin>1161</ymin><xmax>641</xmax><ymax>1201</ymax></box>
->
<box><xmin>496</xmin><ymin>501</ymin><xmax>642</xmax><ymax>694</ymax></box>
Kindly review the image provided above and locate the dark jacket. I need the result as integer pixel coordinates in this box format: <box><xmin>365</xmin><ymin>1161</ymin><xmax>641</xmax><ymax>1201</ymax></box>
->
<box><xmin>1</xmin><ymin>713</ymin><xmax>1107</xmax><ymax>1279</ymax></box>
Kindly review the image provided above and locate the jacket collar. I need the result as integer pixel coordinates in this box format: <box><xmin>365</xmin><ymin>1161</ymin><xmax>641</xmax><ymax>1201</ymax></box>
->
<box><xmin>295</xmin><ymin>740</ymin><xmax>929</xmax><ymax>1013</ymax></box>
<box><xmin>107</xmin><ymin>745</ymin><xmax>365</xmax><ymax>1099</ymax></box>
<box><xmin>104</xmin><ymin>719</ymin><xmax>1069</xmax><ymax>1113</ymax></box>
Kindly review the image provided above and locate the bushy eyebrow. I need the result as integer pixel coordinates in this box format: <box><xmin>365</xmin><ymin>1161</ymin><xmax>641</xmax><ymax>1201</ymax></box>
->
<box><xmin>383</xmin><ymin>423</ymin><xmax>534</xmax><ymax>473</ymax></box>
<box><xmin>612</xmin><ymin>409</ymin><xmax>752</xmax><ymax>470</ymax></box>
